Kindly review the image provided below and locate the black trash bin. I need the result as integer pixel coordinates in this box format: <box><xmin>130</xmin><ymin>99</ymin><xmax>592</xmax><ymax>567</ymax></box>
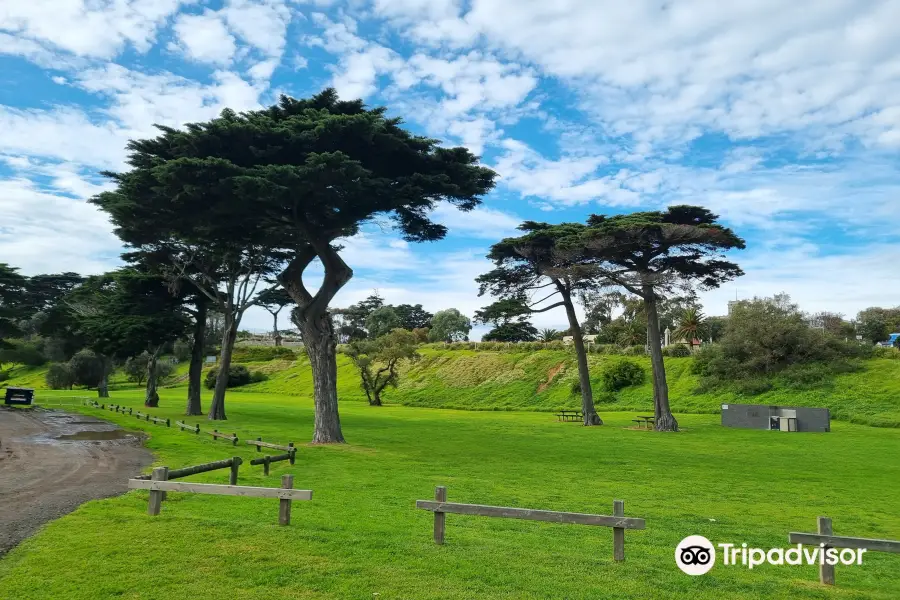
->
<box><xmin>4</xmin><ymin>387</ymin><xmax>34</xmax><ymax>405</ymax></box>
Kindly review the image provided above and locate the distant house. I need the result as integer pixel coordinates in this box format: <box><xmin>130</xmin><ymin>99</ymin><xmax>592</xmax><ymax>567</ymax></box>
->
<box><xmin>562</xmin><ymin>335</ymin><xmax>598</xmax><ymax>345</ymax></box>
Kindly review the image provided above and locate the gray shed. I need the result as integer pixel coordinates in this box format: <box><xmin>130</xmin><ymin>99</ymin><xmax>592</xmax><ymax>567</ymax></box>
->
<box><xmin>721</xmin><ymin>403</ymin><xmax>830</xmax><ymax>432</ymax></box>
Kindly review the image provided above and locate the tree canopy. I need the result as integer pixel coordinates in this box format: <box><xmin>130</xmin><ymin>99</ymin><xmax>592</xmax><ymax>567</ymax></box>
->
<box><xmin>573</xmin><ymin>205</ymin><xmax>745</xmax><ymax>431</ymax></box>
<box><xmin>428</xmin><ymin>309</ymin><xmax>472</xmax><ymax>342</ymax></box>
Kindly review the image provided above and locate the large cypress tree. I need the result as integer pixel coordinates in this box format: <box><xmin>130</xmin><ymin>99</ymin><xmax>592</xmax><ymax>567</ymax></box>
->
<box><xmin>94</xmin><ymin>89</ymin><xmax>495</xmax><ymax>442</ymax></box>
<box><xmin>477</xmin><ymin>222</ymin><xmax>604</xmax><ymax>426</ymax></box>
<box><xmin>574</xmin><ymin>206</ymin><xmax>745</xmax><ymax>431</ymax></box>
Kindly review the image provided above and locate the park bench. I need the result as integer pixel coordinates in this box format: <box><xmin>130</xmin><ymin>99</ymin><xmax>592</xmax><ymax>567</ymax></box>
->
<box><xmin>556</xmin><ymin>410</ymin><xmax>583</xmax><ymax>422</ymax></box>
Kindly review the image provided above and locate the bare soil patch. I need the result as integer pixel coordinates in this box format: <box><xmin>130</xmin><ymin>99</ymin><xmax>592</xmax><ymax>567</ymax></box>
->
<box><xmin>0</xmin><ymin>407</ymin><xmax>152</xmax><ymax>555</ymax></box>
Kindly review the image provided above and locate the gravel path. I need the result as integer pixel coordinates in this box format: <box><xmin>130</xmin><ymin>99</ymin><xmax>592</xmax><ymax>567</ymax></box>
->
<box><xmin>0</xmin><ymin>406</ymin><xmax>152</xmax><ymax>555</ymax></box>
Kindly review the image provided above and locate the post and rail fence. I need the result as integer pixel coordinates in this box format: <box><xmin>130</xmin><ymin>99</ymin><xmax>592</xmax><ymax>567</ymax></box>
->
<box><xmin>416</xmin><ymin>486</ymin><xmax>644</xmax><ymax>562</ymax></box>
<box><xmin>789</xmin><ymin>516</ymin><xmax>900</xmax><ymax>586</ymax></box>
<box><xmin>129</xmin><ymin>467</ymin><xmax>310</xmax><ymax>525</ymax></box>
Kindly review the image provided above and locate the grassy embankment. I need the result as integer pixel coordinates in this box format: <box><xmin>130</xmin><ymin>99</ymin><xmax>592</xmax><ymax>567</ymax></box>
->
<box><xmin>6</xmin><ymin>347</ymin><xmax>900</xmax><ymax>427</ymax></box>
<box><xmin>0</xmin><ymin>387</ymin><xmax>898</xmax><ymax>599</ymax></box>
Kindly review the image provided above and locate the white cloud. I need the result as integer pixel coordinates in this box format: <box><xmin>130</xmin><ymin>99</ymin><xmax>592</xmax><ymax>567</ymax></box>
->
<box><xmin>429</xmin><ymin>203</ymin><xmax>521</xmax><ymax>239</ymax></box>
<box><xmin>222</xmin><ymin>0</ymin><xmax>292</xmax><ymax>59</ymax></box>
<box><xmin>704</xmin><ymin>243</ymin><xmax>900</xmax><ymax>319</ymax></box>
<box><xmin>377</xmin><ymin>0</ymin><xmax>900</xmax><ymax>151</ymax></box>
<box><xmin>172</xmin><ymin>11</ymin><xmax>238</xmax><ymax>65</ymax></box>
<box><xmin>0</xmin><ymin>0</ymin><xmax>187</xmax><ymax>59</ymax></box>
<box><xmin>0</xmin><ymin>176</ymin><xmax>122</xmax><ymax>275</ymax></box>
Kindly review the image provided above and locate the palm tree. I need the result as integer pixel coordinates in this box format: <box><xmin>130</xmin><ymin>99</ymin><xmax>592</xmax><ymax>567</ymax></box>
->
<box><xmin>539</xmin><ymin>328</ymin><xmax>560</xmax><ymax>342</ymax></box>
<box><xmin>673</xmin><ymin>307</ymin><xmax>705</xmax><ymax>344</ymax></box>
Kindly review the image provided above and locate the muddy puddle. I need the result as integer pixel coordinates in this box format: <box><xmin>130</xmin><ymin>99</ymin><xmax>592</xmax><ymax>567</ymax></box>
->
<box><xmin>55</xmin><ymin>430</ymin><xmax>135</xmax><ymax>441</ymax></box>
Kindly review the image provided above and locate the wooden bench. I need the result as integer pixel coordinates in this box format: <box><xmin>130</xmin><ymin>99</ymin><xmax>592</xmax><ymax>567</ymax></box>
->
<box><xmin>556</xmin><ymin>410</ymin><xmax>583</xmax><ymax>422</ymax></box>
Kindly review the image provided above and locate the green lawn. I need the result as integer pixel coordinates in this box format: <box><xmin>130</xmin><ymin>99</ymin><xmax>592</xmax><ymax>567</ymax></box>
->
<box><xmin>1</xmin><ymin>388</ymin><xmax>898</xmax><ymax>599</ymax></box>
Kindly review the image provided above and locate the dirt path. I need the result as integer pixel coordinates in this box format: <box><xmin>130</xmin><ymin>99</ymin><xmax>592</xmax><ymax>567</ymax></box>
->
<box><xmin>0</xmin><ymin>407</ymin><xmax>152</xmax><ymax>555</ymax></box>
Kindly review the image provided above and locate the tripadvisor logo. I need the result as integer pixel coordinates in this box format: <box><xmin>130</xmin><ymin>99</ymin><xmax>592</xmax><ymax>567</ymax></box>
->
<box><xmin>675</xmin><ymin>535</ymin><xmax>867</xmax><ymax>575</ymax></box>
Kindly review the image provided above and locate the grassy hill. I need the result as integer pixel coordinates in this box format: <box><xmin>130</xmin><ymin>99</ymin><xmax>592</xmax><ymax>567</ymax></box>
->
<box><xmin>7</xmin><ymin>348</ymin><xmax>900</xmax><ymax>427</ymax></box>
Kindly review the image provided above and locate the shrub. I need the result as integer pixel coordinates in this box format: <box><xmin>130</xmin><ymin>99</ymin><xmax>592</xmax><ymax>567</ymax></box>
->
<box><xmin>0</xmin><ymin>370</ymin><xmax>10</xmax><ymax>383</ymax></box>
<box><xmin>0</xmin><ymin>340</ymin><xmax>45</xmax><ymax>367</ymax></box>
<box><xmin>204</xmin><ymin>364</ymin><xmax>253</xmax><ymax>389</ymax></box>
<box><xmin>123</xmin><ymin>354</ymin><xmax>150</xmax><ymax>385</ymax></box>
<box><xmin>601</xmin><ymin>359</ymin><xmax>645</xmax><ymax>391</ymax></box>
<box><xmin>46</xmin><ymin>363</ymin><xmax>75</xmax><ymax>390</ymax></box>
<box><xmin>232</xmin><ymin>346</ymin><xmax>296</xmax><ymax>362</ymax></box>
<box><xmin>68</xmin><ymin>349</ymin><xmax>105</xmax><ymax>388</ymax></box>
<box><xmin>545</xmin><ymin>341</ymin><xmax>565</xmax><ymax>350</ymax></box>
<box><xmin>622</xmin><ymin>345</ymin><xmax>646</xmax><ymax>356</ymax></box>
<box><xmin>250</xmin><ymin>370</ymin><xmax>268</xmax><ymax>384</ymax></box>
<box><xmin>872</xmin><ymin>345</ymin><xmax>900</xmax><ymax>359</ymax></box>
<box><xmin>662</xmin><ymin>344</ymin><xmax>692</xmax><ymax>357</ymax></box>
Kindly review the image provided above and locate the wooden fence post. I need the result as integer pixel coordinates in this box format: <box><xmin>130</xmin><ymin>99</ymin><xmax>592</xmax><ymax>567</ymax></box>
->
<box><xmin>264</xmin><ymin>456</ymin><xmax>271</xmax><ymax>476</ymax></box>
<box><xmin>230</xmin><ymin>457</ymin><xmax>241</xmax><ymax>486</ymax></box>
<box><xmin>613</xmin><ymin>499</ymin><xmax>625</xmax><ymax>561</ymax></box>
<box><xmin>434</xmin><ymin>486</ymin><xmax>447</xmax><ymax>545</ymax></box>
<box><xmin>279</xmin><ymin>474</ymin><xmax>294</xmax><ymax>525</ymax></box>
<box><xmin>819</xmin><ymin>516</ymin><xmax>835</xmax><ymax>585</ymax></box>
<box><xmin>160</xmin><ymin>466</ymin><xmax>170</xmax><ymax>501</ymax></box>
<box><xmin>256</xmin><ymin>437</ymin><xmax>262</xmax><ymax>451</ymax></box>
<box><xmin>232</xmin><ymin>433</ymin><xmax>238</xmax><ymax>447</ymax></box>
<box><xmin>148</xmin><ymin>467</ymin><xmax>167</xmax><ymax>516</ymax></box>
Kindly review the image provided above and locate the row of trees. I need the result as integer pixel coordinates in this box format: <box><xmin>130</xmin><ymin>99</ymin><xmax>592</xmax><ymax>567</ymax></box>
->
<box><xmin>475</xmin><ymin>209</ymin><xmax>746</xmax><ymax>431</ymax></box>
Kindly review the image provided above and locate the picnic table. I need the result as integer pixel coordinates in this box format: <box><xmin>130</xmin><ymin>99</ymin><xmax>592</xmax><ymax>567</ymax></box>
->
<box><xmin>632</xmin><ymin>415</ymin><xmax>655</xmax><ymax>429</ymax></box>
<box><xmin>556</xmin><ymin>410</ymin><xmax>583</xmax><ymax>422</ymax></box>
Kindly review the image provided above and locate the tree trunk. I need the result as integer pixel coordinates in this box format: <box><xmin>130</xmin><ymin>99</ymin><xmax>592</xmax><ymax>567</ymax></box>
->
<box><xmin>97</xmin><ymin>359</ymin><xmax>110</xmax><ymax>398</ymax></box>
<box><xmin>371</xmin><ymin>388</ymin><xmax>383</xmax><ymax>406</ymax></box>
<box><xmin>298</xmin><ymin>310</ymin><xmax>345</xmax><ymax>442</ymax></box>
<box><xmin>561</xmin><ymin>291</ymin><xmax>602</xmax><ymax>426</ymax></box>
<box><xmin>208</xmin><ymin>314</ymin><xmax>238</xmax><ymax>421</ymax></box>
<box><xmin>145</xmin><ymin>347</ymin><xmax>160</xmax><ymax>407</ymax></box>
<box><xmin>186</xmin><ymin>299</ymin><xmax>207</xmax><ymax>416</ymax></box>
<box><xmin>273</xmin><ymin>312</ymin><xmax>282</xmax><ymax>346</ymax></box>
<box><xmin>644</xmin><ymin>286</ymin><xmax>678</xmax><ymax>432</ymax></box>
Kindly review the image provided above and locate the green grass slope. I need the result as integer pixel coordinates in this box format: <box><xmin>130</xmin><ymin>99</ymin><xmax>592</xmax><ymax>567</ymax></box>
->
<box><xmin>1</xmin><ymin>390</ymin><xmax>898</xmax><ymax>599</ymax></box>
<box><xmin>10</xmin><ymin>349</ymin><xmax>900</xmax><ymax>427</ymax></box>
<box><xmin>235</xmin><ymin>349</ymin><xmax>900</xmax><ymax>427</ymax></box>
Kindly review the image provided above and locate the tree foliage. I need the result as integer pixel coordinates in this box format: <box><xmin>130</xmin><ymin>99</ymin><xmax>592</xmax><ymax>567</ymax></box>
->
<box><xmin>366</xmin><ymin>305</ymin><xmax>402</xmax><ymax>339</ymax></box>
<box><xmin>345</xmin><ymin>329</ymin><xmax>419</xmax><ymax>405</ymax></box>
<box><xmin>68</xmin><ymin>349</ymin><xmax>106</xmax><ymax>388</ymax></box>
<box><xmin>428</xmin><ymin>309</ymin><xmax>472</xmax><ymax>342</ymax></box>
<box><xmin>574</xmin><ymin>205</ymin><xmax>746</xmax><ymax>431</ymax></box>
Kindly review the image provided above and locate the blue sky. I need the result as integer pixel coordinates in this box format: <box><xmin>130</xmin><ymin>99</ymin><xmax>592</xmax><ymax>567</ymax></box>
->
<box><xmin>2</xmin><ymin>0</ymin><xmax>900</xmax><ymax>338</ymax></box>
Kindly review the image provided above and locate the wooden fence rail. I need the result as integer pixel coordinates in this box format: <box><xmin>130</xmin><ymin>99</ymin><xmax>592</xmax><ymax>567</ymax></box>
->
<box><xmin>129</xmin><ymin>468</ymin><xmax>310</xmax><ymax>524</ymax></box>
<box><xmin>175</xmin><ymin>420</ymin><xmax>200</xmax><ymax>434</ymax></box>
<box><xmin>210</xmin><ymin>430</ymin><xmax>239</xmax><ymax>445</ymax></box>
<box><xmin>789</xmin><ymin>516</ymin><xmax>900</xmax><ymax>586</ymax></box>
<box><xmin>248</xmin><ymin>437</ymin><xmax>295</xmax><ymax>454</ymax></box>
<box><xmin>149</xmin><ymin>416</ymin><xmax>170</xmax><ymax>427</ymax></box>
<box><xmin>134</xmin><ymin>457</ymin><xmax>243</xmax><ymax>485</ymax></box>
<box><xmin>250</xmin><ymin>452</ymin><xmax>295</xmax><ymax>475</ymax></box>
<box><xmin>134</xmin><ymin>411</ymin><xmax>150</xmax><ymax>421</ymax></box>
<box><xmin>416</xmin><ymin>486</ymin><xmax>644</xmax><ymax>561</ymax></box>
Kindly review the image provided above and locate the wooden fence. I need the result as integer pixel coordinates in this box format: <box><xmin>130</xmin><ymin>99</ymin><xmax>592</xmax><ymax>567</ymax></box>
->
<box><xmin>210</xmin><ymin>430</ymin><xmax>239</xmax><ymax>445</ymax></box>
<box><xmin>416</xmin><ymin>486</ymin><xmax>645</xmax><ymax>561</ymax></box>
<box><xmin>250</xmin><ymin>452</ymin><xmax>295</xmax><ymax>475</ymax></box>
<box><xmin>789</xmin><ymin>516</ymin><xmax>900</xmax><ymax>586</ymax></box>
<box><xmin>129</xmin><ymin>468</ymin><xmax>310</xmax><ymax>524</ymax></box>
<box><xmin>176</xmin><ymin>420</ymin><xmax>200</xmax><ymax>434</ymax></box>
<box><xmin>134</xmin><ymin>457</ymin><xmax>243</xmax><ymax>485</ymax></box>
<box><xmin>248</xmin><ymin>437</ymin><xmax>295</xmax><ymax>454</ymax></box>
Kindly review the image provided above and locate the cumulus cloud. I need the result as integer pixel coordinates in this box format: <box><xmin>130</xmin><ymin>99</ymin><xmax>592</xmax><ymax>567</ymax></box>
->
<box><xmin>172</xmin><ymin>11</ymin><xmax>238</xmax><ymax>65</ymax></box>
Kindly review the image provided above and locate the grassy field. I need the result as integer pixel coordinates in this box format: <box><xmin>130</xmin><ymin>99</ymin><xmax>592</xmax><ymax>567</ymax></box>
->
<box><xmin>1</xmin><ymin>388</ymin><xmax>898</xmax><ymax>599</ymax></box>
